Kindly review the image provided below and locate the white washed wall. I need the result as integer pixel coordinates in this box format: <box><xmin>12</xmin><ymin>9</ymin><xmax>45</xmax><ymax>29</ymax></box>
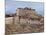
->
<box><xmin>5</xmin><ymin>17</ymin><xmax>14</xmax><ymax>24</ymax></box>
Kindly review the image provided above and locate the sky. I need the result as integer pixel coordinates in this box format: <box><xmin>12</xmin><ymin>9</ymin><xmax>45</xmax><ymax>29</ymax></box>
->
<box><xmin>5</xmin><ymin>0</ymin><xmax>44</xmax><ymax>16</ymax></box>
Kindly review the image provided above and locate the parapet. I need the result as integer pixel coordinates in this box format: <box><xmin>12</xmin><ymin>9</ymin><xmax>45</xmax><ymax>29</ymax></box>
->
<box><xmin>17</xmin><ymin>7</ymin><xmax>35</xmax><ymax>11</ymax></box>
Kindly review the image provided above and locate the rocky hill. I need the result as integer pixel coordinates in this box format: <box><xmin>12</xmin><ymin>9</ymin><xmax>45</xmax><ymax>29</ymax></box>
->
<box><xmin>5</xmin><ymin>7</ymin><xmax>44</xmax><ymax>35</ymax></box>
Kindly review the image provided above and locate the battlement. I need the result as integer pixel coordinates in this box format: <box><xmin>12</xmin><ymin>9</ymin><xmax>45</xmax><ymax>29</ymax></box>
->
<box><xmin>17</xmin><ymin>7</ymin><xmax>35</xmax><ymax>11</ymax></box>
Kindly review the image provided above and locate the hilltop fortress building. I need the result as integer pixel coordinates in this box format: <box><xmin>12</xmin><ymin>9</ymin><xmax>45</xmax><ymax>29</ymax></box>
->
<box><xmin>14</xmin><ymin>7</ymin><xmax>42</xmax><ymax>24</ymax></box>
<box><xmin>16</xmin><ymin>7</ymin><xmax>36</xmax><ymax>16</ymax></box>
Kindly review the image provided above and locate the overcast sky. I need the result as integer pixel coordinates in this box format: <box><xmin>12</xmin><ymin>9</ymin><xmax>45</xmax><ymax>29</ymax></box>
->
<box><xmin>5</xmin><ymin>0</ymin><xmax>44</xmax><ymax>16</ymax></box>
